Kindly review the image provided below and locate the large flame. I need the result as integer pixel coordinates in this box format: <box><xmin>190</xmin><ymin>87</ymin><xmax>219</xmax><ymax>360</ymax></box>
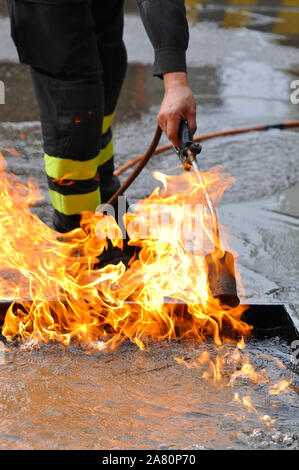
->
<box><xmin>0</xmin><ymin>151</ymin><xmax>250</xmax><ymax>349</ymax></box>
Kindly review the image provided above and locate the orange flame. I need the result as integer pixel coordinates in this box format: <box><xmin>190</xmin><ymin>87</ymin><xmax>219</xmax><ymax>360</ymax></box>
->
<box><xmin>0</xmin><ymin>147</ymin><xmax>20</xmax><ymax>157</ymax></box>
<box><xmin>175</xmin><ymin>339</ymin><xmax>283</xmax><ymax>428</ymax></box>
<box><xmin>174</xmin><ymin>351</ymin><xmax>225</xmax><ymax>382</ymax></box>
<box><xmin>269</xmin><ymin>380</ymin><xmax>291</xmax><ymax>395</ymax></box>
<box><xmin>0</xmin><ymin>151</ymin><xmax>251</xmax><ymax>348</ymax></box>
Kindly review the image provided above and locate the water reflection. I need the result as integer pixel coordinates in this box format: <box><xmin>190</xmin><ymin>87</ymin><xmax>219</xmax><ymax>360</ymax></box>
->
<box><xmin>0</xmin><ymin>1</ymin><xmax>298</xmax><ymax>123</ymax></box>
<box><xmin>185</xmin><ymin>0</ymin><xmax>299</xmax><ymax>45</ymax></box>
<box><xmin>125</xmin><ymin>0</ymin><xmax>299</xmax><ymax>40</ymax></box>
<box><xmin>116</xmin><ymin>65</ymin><xmax>223</xmax><ymax>122</ymax></box>
<box><xmin>118</xmin><ymin>0</ymin><xmax>299</xmax><ymax>123</ymax></box>
<box><xmin>0</xmin><ymin>63</ymin><xmax>223</xmax><ymax>124</ymax></box>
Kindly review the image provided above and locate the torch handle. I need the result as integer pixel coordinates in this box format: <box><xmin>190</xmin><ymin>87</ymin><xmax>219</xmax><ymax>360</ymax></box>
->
<box><xmin>178</xmin><ymin>121</ymin><xmax>202</xmax><ymax>157</ymax></box>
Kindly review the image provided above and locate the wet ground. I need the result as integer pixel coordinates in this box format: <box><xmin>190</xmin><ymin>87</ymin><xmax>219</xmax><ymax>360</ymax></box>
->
<box><xmin>0</xmin><ymin>0</ymin><xmax>298</xmax><ymax>450</ymax></box>
<box><xmin>0</xmin><ymin>336</ymin><xmax>298</xmax><ymax>450</ymax></box>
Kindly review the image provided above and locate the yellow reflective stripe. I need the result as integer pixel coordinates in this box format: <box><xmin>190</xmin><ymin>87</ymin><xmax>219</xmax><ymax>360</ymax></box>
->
<box><xmin>45</xmin><ymin>138</ymin><xmax>114</xmax><ymax>180</ymax></box>
<box><xmin>97</xmin><ymin>138</ymin><xmax>114</xmax><ymax>167</ymax></box>
<box><xmin>45</xmin><ymin>154</ymin><xmax>98</xmax><ymax>181</ymax></box>
<box><xmin>186</xmin><ymin>0</ymin><xmax>200</xmax><ymax>22</ymax></box>
<box><xmin>102</xmin><ymin>113</ymin><xmax>115</xmax><ymax>134</ymax></box>
<box><xmin>273</xmin><ymin>10</ymin><xmax>299</xmax><ymax>35</ymax></box>
<box><xmin>49</xmin><ymin>189</ymin><xmax>101</xmax><ymax>215</ymax></box>
<box><xmin>227</xmin><ymin>0</ymin><xmax>257</xmax><ymax>4</ymax></box>
<box><xmin>282</xmin><ymin>0</ymin><xmax>299</xmax><ymax>6</ymax></box>
<box><xmin>185</xmin><ymin>0</ymin><xmax>198</xmax><ymax>7</ymax></box>
<box><xmin>222</xmin><ymin>10</ymin><xmax>249</xmax><ymax>28</ymax></box>
<box><xmin>223</xmin><ymin>0</ymin><xmax>258</xmax><ymax>28</ymax></box>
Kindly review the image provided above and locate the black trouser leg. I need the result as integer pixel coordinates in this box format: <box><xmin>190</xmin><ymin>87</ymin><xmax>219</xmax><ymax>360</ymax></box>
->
<box><xmin>6</xmin><ymin>0</ymin><xmax>127</xmax><ymax>234</ymax></box>
<box><xmin>30</xmin><ymin>65</ymin><xmax>105</xmax><ymax>232</ymax></box>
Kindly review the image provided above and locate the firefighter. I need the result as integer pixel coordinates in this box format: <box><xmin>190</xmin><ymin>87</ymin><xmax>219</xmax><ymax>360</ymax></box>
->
<box><xmin>6</xmin><ymin>0</ymin><xmax>196</xmax><ymax>237</ymax></box>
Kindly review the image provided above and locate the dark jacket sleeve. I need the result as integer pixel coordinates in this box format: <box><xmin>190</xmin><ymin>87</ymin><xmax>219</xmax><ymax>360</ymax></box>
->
<box><xmin>136</xmin><ymin>0</ymin><xmax>189</xmax><ymax>77</ymax></box>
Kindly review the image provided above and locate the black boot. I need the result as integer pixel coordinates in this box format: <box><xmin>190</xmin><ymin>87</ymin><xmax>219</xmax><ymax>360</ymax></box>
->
<box><xmin>53</xmin><ymin>211</ymin><xmax>81</xmax><ymax>234</ymax></box>
<box><xmin>94</xmin><ymin>239</ymin><xmax>139</xmax><ymax>270</ymax></box>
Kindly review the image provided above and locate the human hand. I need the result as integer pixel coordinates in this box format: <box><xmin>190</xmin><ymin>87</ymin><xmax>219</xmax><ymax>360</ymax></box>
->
<box><xmin>157</xmin><ymin>72</ymin><xmax>197</xmax><ymax>147</ymax></box>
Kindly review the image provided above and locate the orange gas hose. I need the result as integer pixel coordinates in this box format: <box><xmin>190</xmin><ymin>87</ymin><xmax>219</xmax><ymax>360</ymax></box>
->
<box><xmin>102</xmin><ymin>120</ymin><xmax>299</xmax><ymax>209</ymax></box>
<box><xmin>100</xmin><ymin>125</ymin><xmax>162</xmax><ymax>211</ymax></box>
<box><xmin>114</xmin><ymin>120</ymin><xmax>299</xmax><ymax>177</ymax></box>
